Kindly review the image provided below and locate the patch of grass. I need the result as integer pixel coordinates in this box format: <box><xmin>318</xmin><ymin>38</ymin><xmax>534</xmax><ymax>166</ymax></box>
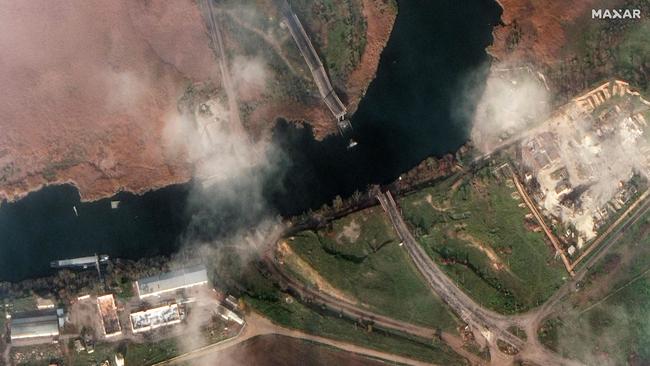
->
<box><xmin>69</xmin><ymin>339</ymin><xmax>180</xmax><ymax>366</ymax></box>
<box><xmin>124</xmin><ymin>339</ymin><xmax>180</xmax><ymax>365</ymax></box>
<box><xmin>507</xmin><ymin>325</ymin><xmax>527</xmax><ymax>341</ymax></box>
<box><xmin>290</xmin><ymin>0</ymin><xmax>367</xmax><ymax>82</ymax></box>
<box><xmin>287</xmin><ymin>206</ymin><xmax>459</xmax><ymax>330</ymax></box>
<box><xmin>13</xmin><ymin>343</ymin><xmax>62</xmax><ymax>366</ymax></box>
<box><xmin>555</xmin><ymin>1</ymin><xmax>650</xmax><ymax>98</ymax></box>
<box><xmin>538</xmin><ymin>209</ymin><xmax>650</xmax><ymax>365</ymax></box>
<box><xmin>537</xmin><ymin>318</ymin><xmax>561</xmax><ymax>352</ymax></box>
<box><xmin>116</xmin><ymin>278</ymin><xmax>134</xmax><ymax>300</ymax></box>
<box><xmin>400</xmin><ymin>167</ymin><xmax>567</xmax><ymax>314</ymax></box>
<box><xmin>69</xmin><ymin>342</ymin><xmax>118</xmax><ymax>366</ymax></box>
<box><xmin>245</xmin><ymin>291</ymin><xmax>468</xmax><ymax>365</ymax></box>
<box><xmin>8</xmin><ymin>296</ymin><xmax>37</xmax><ymax>313</ymax></box>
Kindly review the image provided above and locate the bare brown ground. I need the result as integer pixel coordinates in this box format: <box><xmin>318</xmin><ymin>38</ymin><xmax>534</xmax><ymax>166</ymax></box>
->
<box><xmin>0</xmin><ymin>0</ymin><xmax>396</xmax><ymax>203</ymax></box>
<box><xmin>457</xmin><ymin>232</ymin><xmax>509</xmax><ymax>272</ymax></box>
<box><xmin>344</xmin><ymin>0</ymin><xmax>397</xmax><ymax>117</ymax></box>
<box><xmin>0</xmin><ymin>0</ymin><xmax>218</xmax><ymax>202</ymax></box>
<box><xmin>211</xmin><ymin>334</ymin><xmax>390</xmax><ymax>366</ymax></box>
<box><xmin>489</xmin><ymin>0</ymin><xmax>597</xmax><ymax>64</ymax></box>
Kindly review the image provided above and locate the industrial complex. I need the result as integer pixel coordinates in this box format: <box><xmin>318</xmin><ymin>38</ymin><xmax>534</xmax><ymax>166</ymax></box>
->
<box><xmin>3</xmin><ymin>264</ymin><xmax>245</xmax><ymax>366</ymax></box>
<box><xmin>516</xmin><ymin>80</ymin><xmax>650</xmax><ymax>264</ymax></box>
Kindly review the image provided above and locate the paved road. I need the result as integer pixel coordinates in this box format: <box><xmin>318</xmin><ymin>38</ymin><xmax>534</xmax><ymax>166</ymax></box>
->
<box><xmin>376</xmin><ymin>191</ymin><xmax>584</xmax><ymax>366</ymax></box>
<box><xmin>264</xmin><ymin>252</ymin><xmax>486</xmax><ymax>365</ymax></box>
<box><xmin>376</xmin><ymin>193</ymin><xmax>518</xmax><ymax>344</ymax></box>
<box><xmin>154</xmin><ymin>311</ymin><xmax>435</xmax><ymax>366</ymax></box>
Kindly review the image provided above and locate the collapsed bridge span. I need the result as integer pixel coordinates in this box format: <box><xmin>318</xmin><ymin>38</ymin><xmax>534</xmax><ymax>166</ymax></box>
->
<box><xmin>279</xmin><ymin>1</ymin><xmax>347</xmax><ymax>122</ymax></box>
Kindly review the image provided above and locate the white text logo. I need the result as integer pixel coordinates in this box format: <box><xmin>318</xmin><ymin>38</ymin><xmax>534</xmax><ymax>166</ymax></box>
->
<box><xmin>592</xmin><ymin>9</ymin><xmax>641</xmax><ymax>19</ymax></box>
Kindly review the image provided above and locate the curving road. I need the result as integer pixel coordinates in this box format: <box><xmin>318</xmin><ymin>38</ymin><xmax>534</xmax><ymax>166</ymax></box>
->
<box><xmin>376</xmin><ymin>191</ymin><xmax>584</xmax><ymax>366</ymax></box>
<box><xmin>263</xmin><ymin>250</ymin><xmax>486</xmax><ymax>365</ymax></box>
<box><xmin>154</xmin><ymin>311</ymin><xmax>434</xmax><ymax>366</ymax></box>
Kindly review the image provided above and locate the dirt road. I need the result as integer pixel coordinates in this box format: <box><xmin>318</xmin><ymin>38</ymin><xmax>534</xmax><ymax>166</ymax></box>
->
<box><xmin>201</xmin><ymin>0</ymin><xmax>243</xmax><ymax>133</ymax></box>
<box><xmin>154</xmin><ymin>311</ymin><xmax>435</xmax><ymax>366</ymax></box>
<box><xmin>376</xmin><ymin>191</ymin><xmax>584</xmax><ymax>366</ymax></box>
<box><xmin>264</xmin><ymin>248</ymin><xmax>486</xmax><ymax>365</ymax></box>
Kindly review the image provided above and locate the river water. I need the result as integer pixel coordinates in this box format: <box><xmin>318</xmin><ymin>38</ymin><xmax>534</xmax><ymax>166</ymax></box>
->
<box><xmin>0</xmin><ymin>0</ymin><xmax>501</xmax><ymax>282</ymax></box>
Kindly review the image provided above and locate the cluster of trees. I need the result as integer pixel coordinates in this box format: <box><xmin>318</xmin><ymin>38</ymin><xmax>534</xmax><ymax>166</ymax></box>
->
<box><xmin>0</xmin><ymin>256</ymin><xmax>174</xmax><ymax>305</ymax></box>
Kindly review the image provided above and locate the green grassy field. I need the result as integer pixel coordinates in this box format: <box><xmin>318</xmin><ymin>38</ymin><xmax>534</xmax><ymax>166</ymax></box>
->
<box><xmin>7</xmin><ymin>296</ymin><xmax>37</xmax><ymax>313</ymax></box>
<box><xmin>243</xmin><ymin>267</ymin><xmax>468</xmax><ymax>365</ymax></box>
<box><xmin>286</xmin><ymin>206</ymin><xmax>459</xmax><ymax>330</ymax></box>
<box><xmin>557</xmin><ymin>0</ymin><xmax>650</xmax><ymax>97</ymax></box>
<box><xmin>399</xmin><ymin>167</ymin><xmax>567</xmax><ymax>314</ymax></box>
<box><xmin>538</xmin><ymin>211</ymin><xmax>650</xmax><ymax>366</ymax></box>
<box><xmin>290</xmin><ymin>0</ymin><xmax>367</xmax><ymax>82</ymax></box>
<box><xmin>66</xmin><ymin>339</ymin><xmax>179</xmax><ymax>366</ymax></box>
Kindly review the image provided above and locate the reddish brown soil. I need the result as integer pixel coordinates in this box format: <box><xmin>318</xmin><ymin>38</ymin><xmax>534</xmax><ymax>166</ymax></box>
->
<box><xmin>198</xmin><ymin>334</ymin><xmax>388</xmax><ymax>366</ymax></box>
<box><xmin>0</xmin><ymin>0</ymin><xmax>395</xmax><ymax>203</ymax></box>
<box><xmin>344</xmin><ymin>0</ymin><xmax>398</xmax><ymax>117</ymax></box>
<box><xmin>488</xmin><ymin>0</ymin><xmax>597</xmax><ymax>64</ymax></box>
<box><xmin>0</xmin><ymin>0</ymin><xmax>218</xmax><ymax>202</ymax></box>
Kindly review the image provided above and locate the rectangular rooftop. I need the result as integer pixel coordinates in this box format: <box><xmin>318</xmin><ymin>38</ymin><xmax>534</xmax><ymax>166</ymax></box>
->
<box><xmin>10</xmin><ymin>309</ymin><xmax>59</xmax><ymax>341</ymax></box>
<box><xmin>130</xmin><ymin>304</ymin><xmax>181</xmax><ymax>333</ymax></box>
<box><xmin>135</xmin><ymin>265</ymin><xmax>209</xmax><ymax>299</ymax></box>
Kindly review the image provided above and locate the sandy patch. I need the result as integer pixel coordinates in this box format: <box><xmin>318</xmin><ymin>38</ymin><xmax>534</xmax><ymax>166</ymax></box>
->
<box><xmin>456</xmin><ymin>232</ymin><xmax>519</xmax><ymax>280</ymax></box>
<box><xmin>278</xmin><ymin>241</ymin><xmax>357</xmax><ymax>304</ymax></box>
<box><xmin>336</xmin><ymin>219</ymin><xmax>361</xmax><ymax>244</ymax></box>
<box><xmin>425</xmin><ymin>193</ymin><xmax>450</xmax><ymax>211</ymax></box>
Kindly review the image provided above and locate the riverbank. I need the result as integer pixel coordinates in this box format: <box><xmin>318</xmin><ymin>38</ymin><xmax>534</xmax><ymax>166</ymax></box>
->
<box><xmin>0</xmin><ymin>0</ymin><xmax>501</xmax><ymax>283</ymax></box>
<box><xmin>0</xmin><ymin>0</ymin><xmax>396</xmax><ymax>206</ymax></box>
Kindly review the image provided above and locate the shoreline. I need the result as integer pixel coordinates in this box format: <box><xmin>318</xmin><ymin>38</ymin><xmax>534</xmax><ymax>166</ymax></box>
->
<box><xmin>0</xmin><ymin>0</ymin><xmax>398</xmax><ymax>206</ymax></box>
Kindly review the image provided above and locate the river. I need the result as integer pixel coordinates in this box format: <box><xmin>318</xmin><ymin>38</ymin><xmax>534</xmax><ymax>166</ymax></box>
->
<box><xmin>0</xmin><ymin>0</ymin><xmax>501</xmax><ymax>282</ymax></box>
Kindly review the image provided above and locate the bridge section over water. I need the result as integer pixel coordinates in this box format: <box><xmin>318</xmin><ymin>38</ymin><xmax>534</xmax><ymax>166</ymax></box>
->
<box><xmin>279</xmin><ymin>1</ymin><xmax>347</xmax><ymax>121</ymax></box>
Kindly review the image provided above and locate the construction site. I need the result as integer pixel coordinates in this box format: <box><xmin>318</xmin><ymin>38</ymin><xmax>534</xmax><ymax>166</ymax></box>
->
<box><xmin>515</xmin><ymin>80</ymin><xmax>650</xmax><ymax>265</ymax></box>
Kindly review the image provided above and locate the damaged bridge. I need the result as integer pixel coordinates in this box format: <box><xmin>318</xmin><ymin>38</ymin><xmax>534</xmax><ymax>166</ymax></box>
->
<box><xmin>279</xmin><ymin>1</ymin><xmax>347</xmax><ymax>123</ymax></box>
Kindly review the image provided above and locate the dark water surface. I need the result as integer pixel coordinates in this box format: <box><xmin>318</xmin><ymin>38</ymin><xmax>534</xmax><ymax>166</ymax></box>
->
<box><xmin>0</xmin><ymin>0</ymin><xmax>501</xmax><ymax>282</ymax></box>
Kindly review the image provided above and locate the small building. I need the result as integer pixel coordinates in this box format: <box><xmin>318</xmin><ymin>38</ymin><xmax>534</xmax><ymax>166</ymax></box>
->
<box><xmin>130</xmin><ymin>304</ymin><xmax>181</xmax><ymax>333</ymax></box>
<box><xmin>135</xmin><ymin>265</ymin><xmax>209</xmax><ymax>299</ymax></box>
<box><xmin>36</xmin><ymin>297</ymin><xmax>55</xmax><ymax>310</ymax></box>
<box><xmin>216</xmin><ymin>304</ymin><xmax>244</xmax><ymax>325</ymax></box>
<box><xmin>97</xmin><ymin>294</ymin><xmax>122</xmax><ymax>337</ymax></box>
<box><xmin>10</xmin><ymin>309</ymin><xmax>60</xmax><ymax>343</ymax></box>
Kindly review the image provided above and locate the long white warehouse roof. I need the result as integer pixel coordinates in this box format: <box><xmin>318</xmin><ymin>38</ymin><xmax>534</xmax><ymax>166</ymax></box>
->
<box><xmin>136</xmin><ymin>265</ymin><xmax>208</xmax><ymax>299</ymax></box>
<box><xmin>10</xmin><ymin>310</ymin><xmax>59</xmax><ymax>341</ymax></box>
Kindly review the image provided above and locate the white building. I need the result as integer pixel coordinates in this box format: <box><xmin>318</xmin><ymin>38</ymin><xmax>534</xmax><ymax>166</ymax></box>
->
<box><xmin>130</xmin><ymin>304</ymin><xmax>181</xmax><ymax>333</ymax></box>
<box><xmin>135</xmin><ymin>265</ymin><xmax>209</xmax><ymax>299</ymax></box>
<box><xmin>10</xmin><ymin>310</ymin><xmax>60</xmax><ymax>342</ymax></box>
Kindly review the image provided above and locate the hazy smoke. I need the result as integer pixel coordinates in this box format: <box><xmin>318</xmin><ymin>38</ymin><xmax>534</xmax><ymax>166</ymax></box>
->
<box><xmin>537</xmin><ymin>101</ymin><xmax>649</xmax><ymax>240</ymax></box>
<box><xmin>159</xmin><ymin>3</ymin><xmax>288</xmax><ymax>362</ymax></box>
<box><xmin>232</xmin><ymin>56</ymin><xmax>269</xmax><ymax>100</ymax></box>
<box><xmin>466</xmin><ymin>63</ymin><xmax>650</xmax><ymax>241</ymax></box>
<box><xmin>468</xmin><ymin>63</ymin><xmax>550</xmax><ymax>153</ymax></box>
